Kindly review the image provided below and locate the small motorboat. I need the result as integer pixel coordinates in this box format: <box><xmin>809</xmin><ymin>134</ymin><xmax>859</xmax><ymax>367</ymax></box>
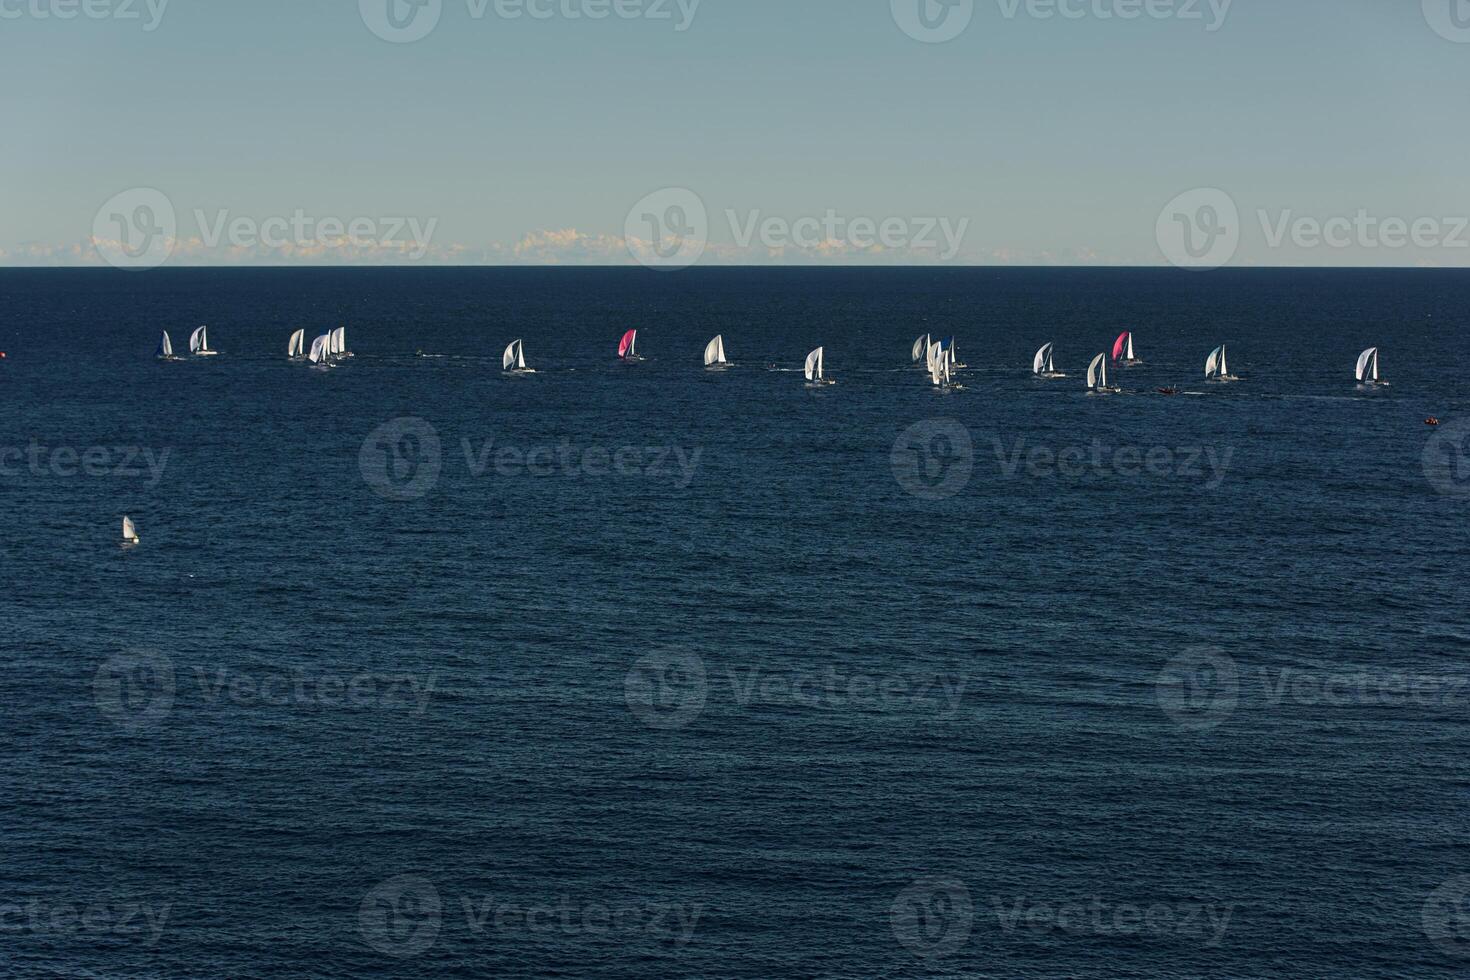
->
<box><xmin>1426</xmin><ymin>418</ymin><xmax>1441</xmax><ymax>427</ymax></box>
<box><xmin>1157</xmin><ymin>386</ymin><xmax>1181</xmax><ymax>396</ymax></box>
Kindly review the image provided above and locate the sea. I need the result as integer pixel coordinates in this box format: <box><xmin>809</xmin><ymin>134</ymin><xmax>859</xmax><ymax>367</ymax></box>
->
<box><xmin>1</xmin><ymin>267</ymin><xmax>1468</xmax><ymax>978</ymax></box>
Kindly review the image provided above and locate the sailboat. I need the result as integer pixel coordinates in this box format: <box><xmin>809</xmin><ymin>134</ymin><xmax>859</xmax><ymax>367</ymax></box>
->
<box><xmin>942</xmin><ymin>337</ymin><xmax>965</xmax><ymax>370</ymax></box>
<box><xmin>1113</xmin><ymin>332</ymin><xmax>1141</xmax><ymax>366</ymax></box>
<box><xmin>189</xmin><ymin>326</ymin><xmax>218</xmax><ymax>357</ymax></box>
<box><xmin>1356</xmin><ymin>347</ymin><xmax>1388</xmax><ymax>387</ymax></box>
<box><xmin>703</xmin><ymin>335</ymin><xmax>729</xmax><ymax>369</ymax></box>
<box><xmin>912</xmin><ymin>334</ymin><xmax>931</xmax><ymax>365</ymax></box>
<box><xmin>308</xmin><ymin>333</ymin><xmax>333</xmax><ymax>370</ymax></box>
<box><xmin>503</xmin><ymin>339</ymin><xmax>535</xmax><ymax>374</ymax></box>
<box><xmin>1033</xmin><ymin>343</ymin><xmax>1066</xmax><ymax>379</ymax></box>
<box><xmin>619</xmin><ymin>329</ymin><xmax>642</xmax><ymax>363</ymax></box>
<box><xmin>156</xmin><ymin>331</ymin><xmax>180</xmax><ymax>361</ymax></box>
<box><xmin>121</xmin><ymin>516</ymin><xmax>139</xmax><ymax>546</ymax></box>
<box><xmin>331</xmin><ymin>326</ymin><xmax>352</xmax><ymax>359</ymax></box>
<box><xmin>1088</xmin><ymin>353</ymin><xmax>1120</xmax><ymax>394</ymax></box>
<box><xmin>805</xmin><ymin>347</ymin><xmax>835</xmax><ymax>386</ymax></box>
<box><xmin>287</xmin><ymin>329</ymin><xmax>306</xmax><ymax>360</ymax></box>
<box><xmin>1205</xmin><ymin>345</ymin><xmax>1240</xmax><ymax>382</ymax></box>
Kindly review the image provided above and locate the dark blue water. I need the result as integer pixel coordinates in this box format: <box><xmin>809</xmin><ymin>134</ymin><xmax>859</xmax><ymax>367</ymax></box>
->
<box><xmin>2</xmin><ymin>267</ymin><xmax>1468</xmax><ymax>978</ymax></box>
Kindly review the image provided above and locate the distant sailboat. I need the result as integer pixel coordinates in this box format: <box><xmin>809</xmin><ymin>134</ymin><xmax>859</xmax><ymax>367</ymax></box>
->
<box><xmin>805</xmin><ymin>347</ymin><xmax>835</xmax><ymax>386</ymax></box>
<box><xmin>703</xmin><ymin>335</ymin><xmax>728</xmax><ymax>368</ymax></box>
<box><xmin>1205</xmin><ymin>344</ymin><xmax>1240</xmax><ymax>382</ymax></box>
<box><xmin>121</xmin><ymin>516</ymin><xmax>139</xmax><ymax>546</ymax></box>
<box><xmin>308</xmin><ymin>333</ymin><xmax>333</xmax><ymax>370</ymax></box>
<box><xmin>1356</xmin><ymin>347</ymin><xmax>1388</xmax><ymax>387</ymax></box>
<box><xmin>1088</xmin><ymin>353</ymin><xmax>1120</xmax><ymax>393</ymax></box>
<box><xmin>912</xmin><ymin>334</ymin><xmax>931</xmax><ymax>365</ymax></box>
<box><xmin>503</xmin><ymin>339</ymin><xmax>534</xmax><ymax>374</ymax></box>
<box><xmin>156</xmin><ymin>331</ymin><xmax>180</xmax><ymax>361</ymax></box>
<box><xmin>189</xmin><ymin>326</ymin><xmax>218</xmax><ymax>357</ymax></box>
<box><xmin>1113</xmin><ymin>332</ymin><xmax>1140</xmax><ymax>365</ymax></box>
<box><xmin>331</xmin><ymin>326</ymin><xmax>351</xmax><ymax>359</ymax></box>
<box><xmin>942</xmin><ymin>337</ymin><xmax>965</xmax><ymax>370</ymax></box>
<box><xmin>619</xmin><ymin>329</ymin><xmax>642</xmax><ymax>362</ymax></box>
<box><xmin>287</xmin><ymin>329</ymin><xmax>305</xmax><ymax>360</ymax></box>
<box><xmin>1033</xmin><ymin>343</ymin><xmax>1065</xmax><ymax>379</ymax></box>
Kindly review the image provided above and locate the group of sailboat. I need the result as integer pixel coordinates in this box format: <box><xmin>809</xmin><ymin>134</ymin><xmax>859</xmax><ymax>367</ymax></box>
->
<box><xmin>156</xmin><ymin>326</ymin><xmax>217</xmax><ymax>361</ymax></box>
<box><xmin>290</xmin><ymin>327</ymin><xmax>350</xmax><ymax>369</ymax></box>
<box><xmin>912</xmin><ymin>335</ymin><xmax>963</xmax><ymax>391</ymax></box>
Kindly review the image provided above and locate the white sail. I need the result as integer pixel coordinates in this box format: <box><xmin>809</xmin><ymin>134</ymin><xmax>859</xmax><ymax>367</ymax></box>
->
<box><xmin>1034</xmin><ymin>343</ymin><xmax>1054</xmax><ymax>376</ymax></box>
<box><xmin>121</xmin><ymin>516</ymin><xmax>138</xmax><ymax>543</ymax></box>
<box><xmin>1206</xmin><ymin>346</ymin><xmax>1223</xmax><ymax>378</ymax></box>
<box><xmin>1088</xmin><ymin>353</ymin><xmax>1108</xmax><ymax>390</ymax></box>
<box><xmin>288</xmin><ymin>329</ymin><xmax>305</xmax><ymax>358</ymax></box>
<box><xmin>189</xmin><ymin>326</ymin><xmax>207</xmax><ymax>354</ymax></box>
<box><xmin>704</xmin><ymin>335</ymin><xmax>727</xmax><ymax>366</ymax></box>
<box><xmin>1356</xmin><ymin>347</ymin><xmax>1379</xmax><ymax>382</ymax></box>
<box><xmin>308</xmin><ymin>334</ymin><xmax>330</xmax><ymax>365</ymax></box>
<box><xmin>912</xmin><ymin>334</ymin><xmax>931</xmax><ymax>363</ymax></box>
<box><xmin>805</xmin><ymin>347</ymin><xmax>823</xmax><ymax>382</ymax></box>
<box><xmin>157</xmin><ymin>331</ymin><xmax>173</xmax><ymax>358</ymax></box>
<box><xmin>1352</xmin><ymin>348</ymin><xmax>1375</xmax><ymax>382</ymax></box>
<box><xmin>503</xmin><ymin>340</ymin><xmax>521</xmax><ymax>371</ymax></box>
<box><xmin>1126</xmin><ymin>334</ymin><xmax>1136</xmax><ymax>361</ymax></box>
<box><xmin>329</xmin><ymin>327</ymin><xmax>345</xmax><ymax>356</ymax></box>
<box><xmin>1220</xmin><ymin>345</ymin><xmax>1229</xmax><ymax>378</ymax></box>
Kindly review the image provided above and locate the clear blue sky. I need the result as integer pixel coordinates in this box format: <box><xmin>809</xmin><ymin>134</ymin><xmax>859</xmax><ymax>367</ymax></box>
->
<box><xmin>2</xmin><ymin>0</ymin><xmax>1467</xmax><ymax>266</ymax></box>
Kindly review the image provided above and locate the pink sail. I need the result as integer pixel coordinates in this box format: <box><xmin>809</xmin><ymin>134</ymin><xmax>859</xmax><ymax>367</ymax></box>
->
<box><xmin>1112</xmin><ymin>332</ymin><xmax>1130</xmax><ymax>362</ymax></box>
<box><xmin>618</xmin><ymin>329</ymin><xmax>637</xmax><ymax>359</ymax></box>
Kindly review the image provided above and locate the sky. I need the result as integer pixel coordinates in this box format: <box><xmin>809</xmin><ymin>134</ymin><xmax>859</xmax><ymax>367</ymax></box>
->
<box><xmin>2</xmin><ymin>0</ymin><xmax>1469</xmax><ymax>267</ymax></box>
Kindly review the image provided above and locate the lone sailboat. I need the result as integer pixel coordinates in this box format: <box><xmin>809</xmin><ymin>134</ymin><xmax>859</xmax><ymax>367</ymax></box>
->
<box><xmin>1033</xmin><ymin>343</ymin><xmax>1066</xmax><ymax>379</ymax></box>
<box><xmin>121</xmin><ymin>516</ymin><xmax>139</xmax><ymax>546</ymax></box>
<box><xmin>287</xmin><ymin>329</ymin><xmax>306</xmax><ymax>360</ymax></box>
<box><xmin>703</xmin><ymin>335</ymin><xmax>729</xmax><ymax>369</ymax></box>
<box><xmin>619</xmin><ymin>329</ymin><xmax>642</xmax><ymax>363</ymax></box>
<box><xmin>912</xmin><ymin>334</ymin><xmax>931</xmax><ymax>365</ymax></box>
<box><xmin>805</xmin><ymin>347</ymin><xmax>835</xmax><ymax>386</ymax></box>
<box><xmin>1088</xmin><ymin>353</ymin><xmax>1120</xmax><ymax>394</ymax></box>
<box><xmin>503</xmin><ymin>339</ymin><xmax>535</xmax><ymax>374</ymax></box>
<box><xmin>308</xmin><ymin>333</ymin><xmax>333</xmax><ymax>370</ymax></box>
<box><xmin>1356</xmin><ymin>347</ymin><xmax>1388</xmax><ymax>387</ymax></box>
<box><xmin>1113</xmin><ymin>332</ymin><xmax>1141</xmax><ymax>366</ymax></box>
<box><xmin>156</xmin><ymin>331</ymin><xmax>180</xmax><ymax>361</ymax></box>
<box><xmin>1205</xmin><ymin>345</ymin><xmax>1240</xmax><ymax>382</ymax></box>
<box><xmin>189</xmin><ymin>326</ymin><xmax>218</xmax><ymax>357</ymax></box>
